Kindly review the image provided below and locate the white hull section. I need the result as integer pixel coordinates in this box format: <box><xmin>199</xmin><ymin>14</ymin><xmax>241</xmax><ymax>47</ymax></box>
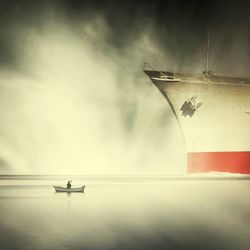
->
<box><xmin>155</xmin><ymin>80</ymin><xmax>250</xmax><ymax>152</ymax></box>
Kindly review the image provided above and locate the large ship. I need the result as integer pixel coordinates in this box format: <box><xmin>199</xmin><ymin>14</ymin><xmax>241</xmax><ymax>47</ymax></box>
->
<box><xmin>142</xmin><ymin>63</ymin><xmax>250</xmax><ymax>174</ymax></box>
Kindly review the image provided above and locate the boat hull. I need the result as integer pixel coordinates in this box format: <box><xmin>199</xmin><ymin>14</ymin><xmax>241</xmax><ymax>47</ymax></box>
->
<box><xmin>54</xmin><ymin>186</ymin><xmax>85</xmax><ymax>192</ymax></box>
<box><xmin>143</xmin><ymin>69</ymin><xmax>250</xmax><ymax>174</ymax></box>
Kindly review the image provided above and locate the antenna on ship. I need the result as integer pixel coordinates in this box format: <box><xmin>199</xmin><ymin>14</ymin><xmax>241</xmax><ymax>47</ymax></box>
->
<box><xmin>203</xmin><ymin>28</ymin><xmax>214</xmax><ymax>76</ymax></box>
<box><xmin>206</xmin><ymin>27</ymin><xmax>210</xmax><ymax>73</ymax></box>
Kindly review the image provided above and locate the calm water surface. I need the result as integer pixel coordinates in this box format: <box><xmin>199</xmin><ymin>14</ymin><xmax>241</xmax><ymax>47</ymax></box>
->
<box><xmin>1</xmin><ymin>176</ymin><xmax>250</xmax><ymax>250</ymax></box>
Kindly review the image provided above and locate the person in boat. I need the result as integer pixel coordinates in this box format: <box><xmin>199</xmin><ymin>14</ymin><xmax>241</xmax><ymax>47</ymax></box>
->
<box><xmin>67</xmin><ymin>180</ymin><xmax>72</xmax><ymax>189</ymax></box>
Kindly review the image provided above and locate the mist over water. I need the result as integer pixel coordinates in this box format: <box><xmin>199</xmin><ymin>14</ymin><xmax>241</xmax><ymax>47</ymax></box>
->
<box><xmin>0</xmin><ymin>4</ymin><xmax>187</xmax><ymax>174</ymax></box>
<box><xmin>0</xmin><ymin>1</ymin><xmax>250</xmax><ymax>174</ymax></box>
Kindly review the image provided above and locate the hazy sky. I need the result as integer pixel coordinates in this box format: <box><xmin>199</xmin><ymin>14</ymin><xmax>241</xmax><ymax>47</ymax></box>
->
<box><xmin>0</xmin><ymin>0</ymin><xmax>250</xmax><ymax>75</ymax></box>
<box><xmin>0</xmin><ymin>0</ymin><xmax>249</xmax><ymax>174</ymax></box>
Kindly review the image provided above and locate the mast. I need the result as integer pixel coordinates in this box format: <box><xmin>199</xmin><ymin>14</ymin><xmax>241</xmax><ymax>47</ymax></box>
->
<box><xmin>206</xmin><ymin>28</ymin><xmax>210</xmax><ymax>73</ymax></box>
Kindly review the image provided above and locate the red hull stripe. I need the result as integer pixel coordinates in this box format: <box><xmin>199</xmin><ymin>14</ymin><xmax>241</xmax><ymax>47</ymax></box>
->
<box><xmin>187</xmin><ymin>152</ymin><xmax>250</xmax><ymax>174</ymax></box>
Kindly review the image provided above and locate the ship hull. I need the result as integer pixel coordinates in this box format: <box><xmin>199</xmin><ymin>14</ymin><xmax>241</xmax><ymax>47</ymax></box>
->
<box><xmin>188</xmin><ymin>152</ymin><xmax>250</xmax><ymax>173</ymax></box>
<box><xmin>144</xmin><ymin>69</ymin><xmax>250</xmax><ymax>174</ymax></box>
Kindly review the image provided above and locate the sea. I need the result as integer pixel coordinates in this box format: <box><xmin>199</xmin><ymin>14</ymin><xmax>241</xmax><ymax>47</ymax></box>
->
<box><xmin>1</xmin><ymin>175</ymin><xmax>250</xmax><ymax>250</ymax></box>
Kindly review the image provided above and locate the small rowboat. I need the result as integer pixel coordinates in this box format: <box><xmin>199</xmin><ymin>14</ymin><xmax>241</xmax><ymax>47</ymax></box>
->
<box><xmin>54</xmin><ymin>186</ymin><xmax>85</xmax><ymax>193</ymax></box>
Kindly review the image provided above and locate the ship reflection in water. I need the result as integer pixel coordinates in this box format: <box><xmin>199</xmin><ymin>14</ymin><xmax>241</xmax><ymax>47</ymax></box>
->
<box><xmin>1</xmin><ymin>176</ymin><xmax>250</xmax><ymax>250</ymax></box>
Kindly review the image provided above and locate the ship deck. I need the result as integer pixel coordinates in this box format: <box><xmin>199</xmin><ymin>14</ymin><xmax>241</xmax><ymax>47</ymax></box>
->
<box><xmin>143</xmin><ymin>70</ymin><xmax>250</xmax><ymax>85</ymax></box>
